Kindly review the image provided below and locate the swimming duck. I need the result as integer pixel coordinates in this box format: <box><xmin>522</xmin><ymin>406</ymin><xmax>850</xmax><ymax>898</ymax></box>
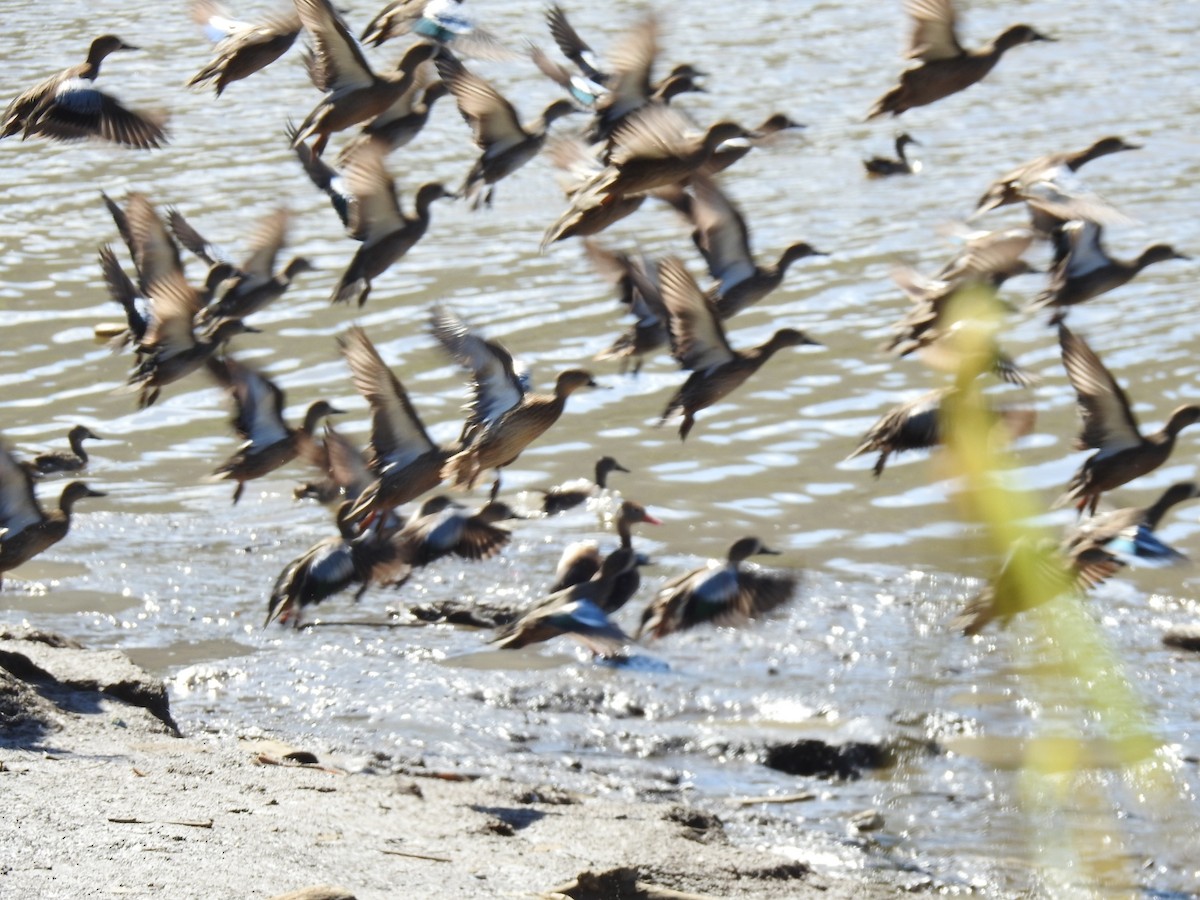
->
<box><xmin>492</xmin><ymin>550</ymin><xmax>635</xmax><ymax>654</ymax></box>
<box><xmin>972</xmin><ymin>136</ymin><xmax>1141</xmax><ymax>220</ymax></box>
<box><xmin>867</xmin><ymin>0</ymin><xmax>1053</xmax><ymax>119</ymax></box>
<box><xmin>677</xmin><ymin>173</ymin><xmax>826</xmax><ymax>319</ymax></box>
<box><xmin>636</xmin><ymin>537</ymin><xmax>798</xmax><ymax>640</ymax></box>
<box><xmin>951</xmin><ymin>537</ymin><xmax>1079</xmax><ymax>636</ymax></box>
<box><xmin>432</xmin><ymin>305</ymin><xmax>597</xmax><ymax>497</ymax></box>
<box><xmin>656</xmin><ymin>257</ymin><xmax>820</xmax><ymax>440</ymax></box>
<box><xmin>338</xmin><ymin>326</ymin><xmax>452</xmax><ymax>523</ymax></box>
<box><xmin>361</xmin><ymin>0</ymin><xmax>513</xmax><ymax>58</ymax></box>
<box><xmin>434</xmin><ymin>52</ymin><xmax>578</xmax><ymax>209</ymax></box>
<box><xmin>392</xmin><ymin>495</ymin><xmax>520</xmax><ymax>567</ymax></box>
<box><xmin>540</xmin><ymin>456</ymin><xmax>630</xmax><ymax>515</ymax></box>
<box><xmin>550</xmin><ymin>499</ymin><xmax>661</xmax><ymax>615</ymax></box>
<box><xmin>292</xmin><ymin>0</ymin><xmax>439</xmax><ymax>156</ymax></box>
<box><xmin>334</xmin><ymin>65</ymin><xmax>447</xmax><ymax>163</ymax></box>
<box><xmin>845</xmin><ymin>387</ymin><xmax>1035</xmax><ymax>477</ymax></box>
<box><xmin>264</xmin><ymin>501</ymin><xmax>411</xmax><ymax>627</ymax></box>
<box><xmin>2</xmin><ymin>34</ymin><xmax>167</xmax><ymax>149</ymax></box>
<box><xmin>117</xmin><ymin>195</ymin><xmax>253</xmax><ymax>408</ymax></box>
<box><xmin>207</xmin><ymin>356</ymin><xmax>342</xmax><ymax>504</ymax></box>
<box><xmin>331</xmin><ymin>144</ymin><xmax>453</xmax><ymax>305</ymax></box>
<box><xmin>187</xmin><ymin>0</ymin><xmax>301</xmax><ymax>96</ymax></box>
<box><xmin>1032</xmin><ymin>221</ymin><xmax>1188</xmax><ymax>322</ymax></box>
<box><xmin>1055</xmin><ymin>325</ymin><xmax>1200</xmax><ymax>517</ymax></box>
<box><xmin>863</xmin><ymin>133</ymin><xmax>921</xmax><ymax>177</ymax></box>
<box><xmin>31</xmin><ymin>426</ymin><xmax>103</xmax><ymax>476</ymax></box>
<box><xmin>1062</xmin><ymin>481</ymin><xmax>1200</xmax><ymax>590</ymax></box>
<box><xmin>0</xmin><ymin>442</ymin><xmax>105</xmax><ymax>590</ymax></box>
<box><xmin>585</xmin><ymin>106</ymin><xmax>751</xmax><ymax>200</ymax></box>
<box><xmin>586</xmin><ymin>241</ymin><xmax>668</xmax><ymax>376</ymax></box>
<box><xmin>168</xmin><ymin>207</ymin><xmax>314</xmax><ymax>323</ymax></box>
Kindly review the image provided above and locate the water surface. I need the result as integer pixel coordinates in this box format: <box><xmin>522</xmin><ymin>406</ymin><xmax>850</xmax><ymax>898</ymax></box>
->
<box><xmin>2</xmin><ymin>0</ymin><xmax>1199</xmax><ymax>894</ymax></box>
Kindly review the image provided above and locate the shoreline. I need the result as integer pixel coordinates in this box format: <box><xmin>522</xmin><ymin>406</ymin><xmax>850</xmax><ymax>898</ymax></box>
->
<box><xmin>2</xmin><ymin>625</ymin><xmax>947</xmax><ymax>899</ymax></box>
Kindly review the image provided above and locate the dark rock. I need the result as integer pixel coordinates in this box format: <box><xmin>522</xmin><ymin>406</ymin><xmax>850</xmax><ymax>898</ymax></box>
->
<box><xmin>408</xmin><ymin>599</ymin><xmax>519</xmax><ymax>628</ymax></box>
<box><xmin>1163</xmin><ymin>623</ymin><xmax>1200</xmax><ymax>652</ymax></box>
<box><xmin>470</xmin><ymin>805</ymin><xmax>546</xmax><ymax>832</ymax></box>
<box><xmin>664</xmin><ymin>805</ymin><xmax>726</xmax><ymax>844</ymax></box>
<box><xmin>547</xmin><ymin>868</ymin><xmax>641</xmax><ymax>899</ymax></box>
<box><xmin>516</xmin><ymin>786</ymin><xmax>578</xmax><ymax>805</ymax></box>
<box><xmin>762</xmin><ymin>738</ymin><xmax>893</xmax><ymax>779</ymax></box>
<box><xmin>0</xmin><ymin>626</ymin><xmax>84</xmax><ymax>649</ymax></box>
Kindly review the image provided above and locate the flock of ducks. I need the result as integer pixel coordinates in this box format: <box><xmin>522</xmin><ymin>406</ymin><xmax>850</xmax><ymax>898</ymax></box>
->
<box><xmin>0</xmin><ymin>0</ymin><xmax>1194</xmax><ymax>655</ymax></box>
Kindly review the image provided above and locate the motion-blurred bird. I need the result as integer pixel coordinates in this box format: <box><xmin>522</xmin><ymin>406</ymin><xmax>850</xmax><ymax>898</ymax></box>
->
<box><xmin>867</xmin><ymin>0</ymin><xmax>1053</xmax><ymax>119</ymax></box>
<box><xmin>0</xmin><ymin>441</ymin><xmax>105</xmax><ymax>590</ymax></box>
<box><xmin>657</xmin><ymin>257</ymin><xmax>819</xmax><ymax>440</ymax></box>
<box><xmin>636</xmin><ymin>536</ymin><xmax>798</xmax><ymax>639</ymax></box>
<box><xmin>2</xmin><ymin>34</ymin><xmax>167</xmax><ymax>149</ymax></box>
<box><xmin>1055</xmin><ymin>325</ymin><xmax>1200</xmax><ymax>517</ymax></box>
<box><xmin>187</xmin><ymin>0</ymin><xmax>301</xmax><ymax>96</ymax></box>
<box><xmin>208</xmin><ymin>356</ymin><xmax>342</xmax><ymax>504</ymax></box>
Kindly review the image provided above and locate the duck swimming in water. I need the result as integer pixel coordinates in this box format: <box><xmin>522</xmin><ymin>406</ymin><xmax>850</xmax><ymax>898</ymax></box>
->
<box><xmin>0</xmin><ymin>441</ymin><xmax>105</xmax><ymax>590</ymax></box>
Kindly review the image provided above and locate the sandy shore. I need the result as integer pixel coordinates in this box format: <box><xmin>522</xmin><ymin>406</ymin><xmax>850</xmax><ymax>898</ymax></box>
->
<box><xmin>1</xmin><ymin>626</ymin><xmax>940</xmax><ymax>899</ymax></box>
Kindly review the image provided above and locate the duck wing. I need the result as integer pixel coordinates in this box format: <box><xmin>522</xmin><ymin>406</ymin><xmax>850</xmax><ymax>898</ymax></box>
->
<box><xmin>338</xmin><ymin>326</ymin><xmax>437</xmax><ymax>471</ymax></box>
<box><xmin>594</xmin><ymin>15</ymin><xmax>658</xmax><ymax>124</ymax></box>
<box><xmin>30</xmin><ymin>80</ymin><xmax>167</xmax><ymax>149</ymax></box>
<box><xmin>343</xmin><ymin>143</ymin><xmax>405</xmax><ymax>241</ymax></box>
<box><xmin>658</xmin><ymin>257</ymin><xmax>735</xmax><ymax>372</ymax></box>
<box><xmin>905</xmin><ymin>0</ymin><xmax>962</xmax><ymax>62</ymax></box>
<box><xmin>711</xmin><ymin>568</ymin><xmax>798</xmax><ymax>629</ymax></box>
<box><xmin>546</xmin><ymin>4</ymin><xmax>607</xmax><ymax>84</ymax></box>
<box><xmin>687</xmin><ymin>173</ymin><xmax>756</xmax><ymax>291</ymax></box>
<box><xmin>294</xmin><ymin>0</ymin><xmax>377</xmax><ymax>93</ymax></box>
<box><xmin>0</xmin><ymin>443</ymin><xmax>44</xmax><ymax>538</ymax></box>
<box><xmin>430</xmin><ymin>305</ymin><xmax>526</xmax><ymax>436</ymax></box>
<box><xmin>209</xmin><ymin>356</ymin><xmax>291</xmax><ymax>448</ymax></box>
<box><xmin>435</xmin><ymin>52</ymin><xmax>527</xmax><ymax>152</ymax></box>
<box><xmin>607</xmin><ymin>104</ymin><xmax>689</xmax><ymax>166</ymax></box>
<box><xmin>1059</xmin><ymin>220</ymin><xmax>1109</xmax><ymax>278</ymax></box>
<box><xmin>1058</xmin><ymin>325</ymin><xmax>1142</xmax><ymax>454</ymax></box>
<box><xmin>237</xmin><ymin>208</ymin><xmax>289</xmax><ymax>280</ymax></box>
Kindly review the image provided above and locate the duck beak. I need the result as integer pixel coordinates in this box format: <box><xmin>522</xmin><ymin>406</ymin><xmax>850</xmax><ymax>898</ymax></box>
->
<box><xmin>760</xmin><ymin>546</ymin><xmax>781</xmax><ymax>555</ymax></box>
<box><xmin>641</xmin><ymin>512</ymin><xmax>663</xmax><ymax>525</ymax></box>
<box><xmin>85</xmin><ymin>487</ymin><xmax>108</xmax><ymax>498</ymax></box>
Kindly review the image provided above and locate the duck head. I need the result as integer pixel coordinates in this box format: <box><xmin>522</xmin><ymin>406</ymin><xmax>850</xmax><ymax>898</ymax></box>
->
<box><xmin>994</xmin><ymin>24</ymin><xmax>1055</xmax><ymax>52</ymax></box>
<box><xmin>728</xmin><ymin>536</ymin><xmax>779</xmax><ymax>563</ymax></box>
<box><xmin>88</xmin><ymin>35</ymin><xmax>138</xmax><ymax>63</ymax></box>
<box><xmin>59</xmin><ymin>481</ymin><xmax>106</xmax><ymax>511</ymax></box>
<box><xmin>301</xmin><ymin>400</ymin><xmax>344</xmax><ymax>436</ymax></box>
<box><xmin>554</xmin><ymin>369</ymin><xmax>598</xmax><ymax>397</ymax></box>
<box><xmin>1164</xmin><ymin>405</ymin><xmax>1200</xmax><ymax>436</ymax></box>
<box><xmin>1138</xmin><ymin>244</ymin><xmax>1189</xmax><ymax>268</ymax></box>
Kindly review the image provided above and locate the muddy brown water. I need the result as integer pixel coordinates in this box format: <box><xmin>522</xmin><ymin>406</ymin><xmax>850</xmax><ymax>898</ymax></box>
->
<box><xmin>2</xmin><ymin>0</ymin><xmax>1199</xmax><ymax>894</ymax></box>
